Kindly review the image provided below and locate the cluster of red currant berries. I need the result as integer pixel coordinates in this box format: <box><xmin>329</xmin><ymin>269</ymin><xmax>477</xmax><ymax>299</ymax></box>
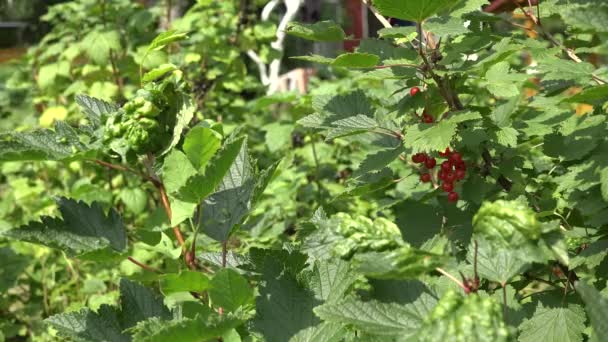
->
<box><xmin>412</xmin><ymin>147</ymin><xmax>467</xmax><ymax>203</ymax></box>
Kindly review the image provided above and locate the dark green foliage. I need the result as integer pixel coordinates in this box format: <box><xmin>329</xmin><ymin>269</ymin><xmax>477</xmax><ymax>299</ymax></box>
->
<box><xmin>1</xmin><ymin>0</ymin><xmax>608</xmax><ymax>341</ymax></box>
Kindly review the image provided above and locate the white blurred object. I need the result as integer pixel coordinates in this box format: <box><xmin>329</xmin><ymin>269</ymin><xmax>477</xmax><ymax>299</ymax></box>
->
<box><xmin>247</xmin><ymin>0</ymin><xmax>303</xmax><ymax>94</ymax></box>
<box><xmin>276</xmin><ymin>68</ymin><xmax>316</xmax><ymax>94</ymax></box>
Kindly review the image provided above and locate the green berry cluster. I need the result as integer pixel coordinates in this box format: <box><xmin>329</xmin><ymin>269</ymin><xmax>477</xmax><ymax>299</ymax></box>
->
<box><xmin>473</xmin><ymin>200</ymin><xmax>541</xmax><ymax>248</ymax></box>
<box><xmin>330</xmin><ymin>213</ymin><xmax>403</xmax><ymax>258</ymax></box>
<box><xmin>418</xmin><ymin>290</ymin><xmax>509</xmax><ymax>342</ymax></box>
<box><xmin>103</xmin><ymin>90</ymin><xmax>166</xmax><ymax>155</ymax></box>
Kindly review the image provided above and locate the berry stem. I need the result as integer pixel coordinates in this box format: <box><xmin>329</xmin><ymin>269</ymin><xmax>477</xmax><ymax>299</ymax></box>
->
<box><xmin>435</xmin><ymin>267</ymin><xmax>468</xmax><ymax>291</ymax></box>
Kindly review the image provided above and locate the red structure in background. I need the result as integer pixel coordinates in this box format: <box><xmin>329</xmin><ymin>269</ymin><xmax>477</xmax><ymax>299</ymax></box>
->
<box><xmin>343</xmin><ymin>0</ymin><xmax>365</xmax><ymax>51</ymax></box>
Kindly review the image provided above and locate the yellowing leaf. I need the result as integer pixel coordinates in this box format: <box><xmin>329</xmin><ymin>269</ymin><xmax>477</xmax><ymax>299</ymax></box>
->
<box><xmin>39</xmin><ymin>106</ymin><xmax>68</xmax><ymax>127</ymax></box>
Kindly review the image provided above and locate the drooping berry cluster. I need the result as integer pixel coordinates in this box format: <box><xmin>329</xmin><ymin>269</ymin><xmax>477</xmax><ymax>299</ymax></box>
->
<box><xmin>438</xmin><ymin>148</ymin><xmax>467</xmax><ymax>202</ymax></box>
<box><xmin>412</xmin><ymin>147</ymin><xmax>467</xmax><ymax>203</ymax></box>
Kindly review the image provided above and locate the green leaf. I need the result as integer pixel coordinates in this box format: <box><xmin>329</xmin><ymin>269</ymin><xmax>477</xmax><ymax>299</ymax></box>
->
<box><xmin>161</xmin><ymin>94</ymin><xmax>195</xmax><ymax>155</ymax></box>
<box><xmin>326</xmin><ymin>115</ymin><xmax>379</xmax><ymax>140</ymax></box>
<box><xmin>473</xmin><ymin>200</ymin><xmax>541</xmax><ymax>248</ymax></box>
<box><xmin>118</xmin><ymin>278</ymin><xmax>171</xmax><ymax>329</ymax></box>
<box><xmin>119</xmin><ymin>188</ymin><xmax>148</xmax><ymax>214</ymax></box>
<box><xmin>147</xmin><ymin>30</ymin><xmax>188</xmax><ymax>53</ymax></box>
<box><xmin>2</xmin><ymin>197</ymin><xmax>126</xmax><ymax>256</ymax></box>
<box><xmin>0</xmin><ymin>247</ymin><xmax>28</xmax><ymax>292</ymax></box>
<box><xmin>309</xmin><ymin>259</ymin><xmax>357</xmax><ymax>303</ymax></box>
<box><xmin>209</xmin><ymin>269</ymin><xmax>253</xmax><ymax>312</ymax></box>
<box><xmin>561</xmin><ymin>4</ymin><xmax>608</xmax><ymax>33</ymax></box>
<box><xmin>201</xmin><ymin>138</ymin><xmax>254</xmax><ymax>241</ymax></box>
<box><xmin>332</xmin><ymin>53</ymin><xmax>379</xmax><ymax>68</ymax></box>
<box><xmin>575</xmin><ymin>281</ymin><xmax>608</xmax><ymax>340</ymax></box>
<box><xmin>353</xmin><ymin>247</ymin><xmax>447</xmax><ymax>279</ymax></box>
<box><xmin>160</xmin><ymin>271</ymin><xmax>210</xmax><ymax>295</ymax></box>
<box><xmin>494</xmin><ymin>127</ymin><xmax>519</xmax><ymax>148</ymax></box>
<box><xmin>82</xmin><ymin>29</ymin><xmax>121</xmax><ymax>64</ymax></box>
<box><xmin>285</xmin><ymin>21</ymin><xmax>345</xmax><ymax>42</ymax></box>
<box><xmin>485</xmin><ymin>62</ymin><xmax>525</xmax><ymax>97</ymax></box>
<box><xmin>373</xmin><ymin>0</ymin><xmax>457</xmax><ymax>22</ymax></box>
<box><xmin>403</xmin><ymin>111</ymin><xmax>481</xmax><ymax>153</ymax></box>
<box><xmin>314</xmin><ymin>213</ymin><xmax>402</xmax><ymax>258</ymax></box>
<box><xmin>377</xmin><ymin>26</ymin><xmax>417</xmax><ymax>39</ymax></box>
<box><xmin>469</xmin><ymin>237</ymin><xmax>530</xmax><ymax>284</ymax></box>
<box><xmin>263</xmin><ymin>122</ymin><xmax>293</xmax><ymax>153</ymax></box>
<box><xmin>46</xmin><ymin>305</ymin><xmax>129</xmax><ymax>342</ymax></box>
<box><xmin>75</xmin><ymin>94</ymin><xmax>118</xmax><ymax>127</ymax></box>
<box><xmin>183</xmin><ymin>126</ymin><xmax>222</xmax><ymax>170</ymax></box>
<box><xmin>46</xmin><ymin>279</ymin><xmax>170</xmax><ymax>341</ymax></box>
<box><xmin>290</xmin><ymin>54</ymin><xmax>334</xmax><ymax>64</ymax></box>
<box><xmin>131</xmin><ymin>314</ymin><xmax>242</xmax><ymax>342</ymax></box>
<box><xmin>142</xmin><ymin>63</ymin><xmax>177</xmax><ymax>83</ymax></box>
<box><xmin>289</xmin><ymin>323</ymin><xmax>345</xmax><ymax>342</ymax></box>
<box><xmin>394</xmin><ymin>201</ymin><xmax>444</xmax><ymax>247</ymax></box>
<box><xmin>162</xmin><ymin>150</ymin><xmax>197</xmax><ymax>194</ymax></box>
<box><xmin>403</xmin><ymin>121</ymin><xmax>457</xmax><ymax>153</ymax></box>
<box><xmin>178</xmin><ymin>136</ymin><xmax>246</xmax><ymax>203</ymax></box>
<box><xmin>314</xmin><ymin>299</ymin><xmax>423</xmax><ymax>337</ymax></box>
<box><xmin>254</xmin><ymin>262</ymin><xmax>320</xmax><ymax>342</ymax></box>
<box><xmin>518</xmin><ymin>302</ymin><xmax>586</xmax><ymax>342</ymax></box>
<box><xmin>563</xmin><ymin>84</ymin><xmax>608</xmax><ymax>103</ymax></box>
<box><xmin>570</xmin><ymin>240</ymin><xmax>608</xmax><ymax>269</ymax></box>
<box><xmin>310</xmin><ymin>90</ymin><xmax>375</xmax><ymax>124</ymax></box>
<box><xmin>251</xmin><ymin>160</ymin><xmax>281</xmax><ymax>206</ymax></box>
<box><xmin>416</xmin><ymin>291</ymin><xmax>509</xmax><ymax>341</ymax></box>
<box><xmin>425</xmin><ymin>16</ymin><xmax>470</xmax><ymax>37</ymax></box>
<box><xmin>491</xmin><ymin>96</ymin><xmax>519</xmax><ymax>127</ymax></box>
<box><xmin>354</xmin><ymin>147</ymin><xmax>403</xmax><ymax>177</ymax></box>
<box><xmin>169</xmin><ymin>196</ymin><xmax>196</xmax><ymax>226</ymax></box>
<box><xmin>140</xmin><ymin>232</ymin><xmax>182</xmax><ymax>260</ymax></box>
<box><xmin>0</xmin><ymin>123</ymin><xmax>89</xmax><ymax>161</ymax></box>
<box><xmin>537</xmin><ymin>57</ymin><xmax>595</xmax><ymax>83</ymax></box>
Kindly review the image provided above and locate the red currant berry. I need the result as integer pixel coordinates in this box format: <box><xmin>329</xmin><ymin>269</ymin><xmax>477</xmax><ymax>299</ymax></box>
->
<box><xmin>439</xmin><ymin>147</ymin><xmax>451</xmax><ymax>157</ymax></box>
<box><xmin>414</xmin><ymin>153</ymin><xmax>428</xmax><ymax>163</ymax></box>
<box><xmin>424</xmin><ymin>157</ymin><xmax>436</xmax><ymax>169</ymax></box>
<box><xmin>437</xmin><ymin>170</ymin><xmax>445</xmax><ymax>180</ymax></box>
<box><xmin>422</xmin><ymin>114</ymin><xmax>434</xmax><ymax>123</ymax></box>
<box><xmin>449</xmin><ymin>152</ymin><xmax>462</xmax><ymax>163</ymax></box>
<box><xmin>444</xmin><ymin>171</ymin><xmax>456</xmax><ymax>183</ymax></box>
<box><xmin>455</xmin><ymin>169</ymin><xmax>466</xmax><ymax>180</ymax></box>
<box><xmin>455</xmin><ymin>161</ymin><xmax>466</xmax><ymax>171</ymax></box>
<box><xmin>410</xmin><ymin>87</ymin><xmax>420</xmax><ymax>96</ymax></box>
<box><xmin>447</xmin><ymin>191</ymin><xmax>459</xmax><ymax>202</ymax></box>
<box><xmin>442</xmin><ymin>182</ymin><xmax>454</xmax><ymax>192</ymax></box>
<box><xmin>441</xmin><ymin>161</ymin><xmax>452</xmax><ymax>172</ymax></box>
<box><xmin>420</xmin><ymin>173</ymin><xmax>431</xmax><ymax>183</ymax></box>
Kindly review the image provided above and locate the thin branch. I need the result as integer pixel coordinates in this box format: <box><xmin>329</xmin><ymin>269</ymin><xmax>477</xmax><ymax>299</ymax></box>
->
<box><xmin>436</xmin><ymin>267</ymin><xmax>467</xmax><ymax>291</ymax></box>
<box><xmin>166</xmin><ymin>0</ymin><xmax>172</xmax><ymax>28</ymax></box>
<box><xmin>109</xmin><ymin>51</ymin><xmax>124</xmax><ymax>98</ymax></box>
<box><xmin>502</xmin><ymin>284</ymin><xmax>508</xmax><ymax>322</ymax></box>
<box><xmin>361</xmin><ymin>0</ymin><xmax>391</xmax><ymax>28</ymax></box>
<box><xmin>515</xmin><ymin>1</ymin><xmax>606</xmax><ymax>85</ymax></box>
<box><xmin>221</xmin><ymin>241</ymin><xmax>228</xmax><ymax>268</ymax></box>
<box><xmin>504</xmin><ymin>20</ymin><xmax>539</xmax><ymax>35</ymax></box>
<box><xmin>473</xmin><ymin>240</ymin><xmax>479</xmax><ymax>285</ymax></box>
<box><xmin>128</xmin><ymin>256</ymin><xmax>162</xmax><ymax>273</ymax></box>
<box><xmin>415</xmin><ymin>22</ymin><xmax>461</xmax><ymax>111</ymax></box>
<box><xmin>310</xmin><ymin>136</ymin><xmax>326</xmax><ymax>206</ymax></box>
<box><xmin>92</xmin><ymin>159</ymin><xmax>158</xmax><ymax>184</ymax></box>
<box><xmin>157</xmin><ymin>182</ymin><xmax>187</xmax><ymax>248</ymax></box>
<box><xmin>367</xmin><ymin>63</ymin><xmax>422</xmax><ymax>70</ymax></box>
